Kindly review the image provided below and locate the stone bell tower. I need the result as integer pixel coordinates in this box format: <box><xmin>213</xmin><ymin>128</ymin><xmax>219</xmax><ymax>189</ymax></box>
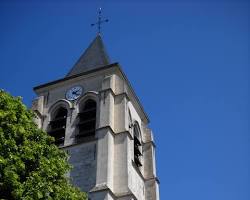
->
<box><xmin>32</xmin><ymin>35</ymin><xmax>160</xmax><ymax>200</ymax></box>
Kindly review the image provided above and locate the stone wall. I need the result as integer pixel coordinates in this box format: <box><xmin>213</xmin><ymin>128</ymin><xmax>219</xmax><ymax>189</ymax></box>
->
<box><xmin>66</xmin><ymin>142</ymin><xmax>97</xmax><ymax>192</ymax></box>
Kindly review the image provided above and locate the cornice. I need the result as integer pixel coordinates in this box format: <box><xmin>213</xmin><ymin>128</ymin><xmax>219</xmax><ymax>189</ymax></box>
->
<box><xmin>33</xmin><ymin>63</ymin><xmax>118</xmax><ymax>91</ymax></box>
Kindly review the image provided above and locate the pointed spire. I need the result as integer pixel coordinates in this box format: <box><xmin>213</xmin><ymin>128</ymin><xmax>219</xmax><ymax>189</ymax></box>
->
<box><xmin>66</xmin><ymin>35</ymin><xmax>110</xmax><ymax>77</ymax></box>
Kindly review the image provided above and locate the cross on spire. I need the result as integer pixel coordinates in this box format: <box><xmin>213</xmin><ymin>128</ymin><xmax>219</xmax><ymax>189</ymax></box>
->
<box><xmin>91</xmin><ymin>8</ymin><xmax>109</xmax><ymax>35</ymax></box>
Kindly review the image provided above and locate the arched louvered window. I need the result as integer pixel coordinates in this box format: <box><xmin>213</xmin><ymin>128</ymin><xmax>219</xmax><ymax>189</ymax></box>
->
<box><xmin>48</xmin><ymin>107</ymin><xmax>67</xmax><ymax>146</ymax></box>
<box><xmin>77</xmin><ymin>99</ymin><xmax>96</xmax><ymax>138</ymax></box>
<box><xmin>134</xmin><ymin>125</ymin><xmax>142</xmax><ymax>167</ymax></box>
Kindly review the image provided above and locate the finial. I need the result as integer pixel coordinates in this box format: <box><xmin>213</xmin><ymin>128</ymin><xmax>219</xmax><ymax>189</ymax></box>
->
<box><xmin>91</xmin><ymin>7</ymin><xmax>109</xmax><ymax>35</ymax></box>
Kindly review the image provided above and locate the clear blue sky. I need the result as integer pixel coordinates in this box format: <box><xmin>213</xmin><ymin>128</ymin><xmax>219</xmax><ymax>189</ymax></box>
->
<box><xmin>0</xmin><ymin>0</ymin><xmax>248</xmax><ymax>199</ymax></box>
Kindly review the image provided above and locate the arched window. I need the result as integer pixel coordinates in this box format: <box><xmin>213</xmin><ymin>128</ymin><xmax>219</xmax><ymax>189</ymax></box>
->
<box><xmin>77</xmin><ymin>99</ymin><xmax>97</xmax><ymax>138</ymax></box>
<box><xmin>48</xmin><ymin>107</ymin><xmax>67</xmax><ymax>146</ymax></box>
<box><xmin>134</xmin><ymin>124</ymin><xmax>142</xmax><ymax>167</ymax></box>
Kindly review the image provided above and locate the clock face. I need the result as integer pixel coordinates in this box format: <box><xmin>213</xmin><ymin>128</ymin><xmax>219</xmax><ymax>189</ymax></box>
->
<box><xmin>66</xmin><ymin>86</ymin><xmax>83</xmax><ymax>101</ymax></box>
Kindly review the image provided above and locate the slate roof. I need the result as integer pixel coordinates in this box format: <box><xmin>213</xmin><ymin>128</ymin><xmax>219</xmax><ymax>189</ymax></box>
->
<box><xmin>66</xmin><ymin>34</ymin><xmax>110</xmax><ymax>77</ymax></box>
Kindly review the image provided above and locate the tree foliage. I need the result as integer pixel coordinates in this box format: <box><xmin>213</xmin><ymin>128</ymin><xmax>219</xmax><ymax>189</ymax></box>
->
<box><xmin>0</xmin><ymin>91</ymin><xmax>87</xmax><ymax>200</ymax></box>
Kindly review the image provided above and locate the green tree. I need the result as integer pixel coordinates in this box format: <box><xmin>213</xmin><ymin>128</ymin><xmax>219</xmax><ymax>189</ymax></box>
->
<box><xmin>0</xmin><ymin>90</ymin><xmax>87</xmax><ymax>200</ymax></box>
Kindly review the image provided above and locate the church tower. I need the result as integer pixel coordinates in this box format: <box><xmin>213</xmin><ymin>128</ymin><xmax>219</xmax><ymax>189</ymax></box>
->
<box><xmin>32</xmin><ymin>34</ymin><xmax>160</xmax><ymax>200</ymax></box>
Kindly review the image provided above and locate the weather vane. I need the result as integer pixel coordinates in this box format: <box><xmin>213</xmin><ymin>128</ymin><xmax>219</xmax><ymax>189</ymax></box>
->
<box><xmin>91</xmin><ymin>8</ymin><xmax>109</xmax><ymax>35</ymax></box>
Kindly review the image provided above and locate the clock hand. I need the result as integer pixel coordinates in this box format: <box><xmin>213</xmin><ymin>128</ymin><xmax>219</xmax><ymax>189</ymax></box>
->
<box><xmin>72</xmin><ymin>91</ymin><xmax>80</xmax><ymax>95</ymax></box>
